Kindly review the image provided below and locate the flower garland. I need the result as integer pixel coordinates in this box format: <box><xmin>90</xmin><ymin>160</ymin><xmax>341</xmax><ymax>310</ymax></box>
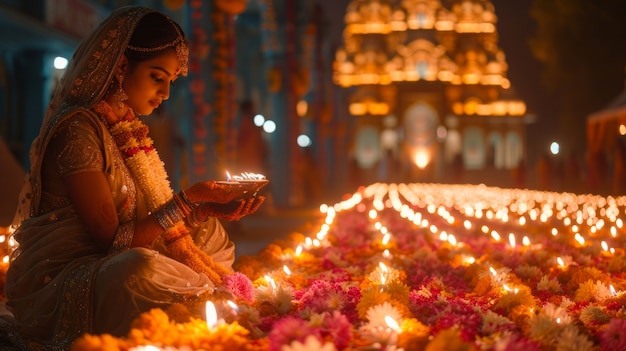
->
<box><xmin>93</xmin><ymin>101</ymin><xmax>229</xmax><ymax>286</ymax></box>
<box><xmin>94</xmin><ymin>101</ymin><xmax>173</xmax><ymax>210</ymax></box>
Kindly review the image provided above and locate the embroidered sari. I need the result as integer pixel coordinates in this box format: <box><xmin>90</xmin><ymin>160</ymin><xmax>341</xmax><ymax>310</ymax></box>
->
<box><xmin>1</xmin><ymin>7</ymin><xmax>234</xmax><ymax>350</ymax></box>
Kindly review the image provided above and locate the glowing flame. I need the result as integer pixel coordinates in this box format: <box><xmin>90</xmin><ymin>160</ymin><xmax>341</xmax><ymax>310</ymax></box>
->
<box><xmin>413</xmin><ymin>150</ymin><xmax>430</xmax><ymax>169</ymax></box>
<box><xmin>205</xmin><ymin>301</ymin><xmax>217</xmax><ymax>329</ymax></box>
<box><xmin>227</xmin><ymin>300</ymin><xmax>239</xmax><ymax>312</ymax></box>
<box><xmin>447</xmin><ymin>234</ymin><xmax>457</xmax><ymax>246</ymax></box>
<box><xmin>283</xmin><ymin>265</ymin><xmax>292</xmax><ymax>276</ymax></box>
<box><xmin>265</xmin><ymin>275</ymin><xmax>277</xmax><ymax>290</ymax></box>
<box><xmin>379</xmin><ymin>262</ymin><xmax>388</xmax><ymax>272</ymax></box>
<box><xmin>384</xmin><ymin>315</ymin><xmax>401</xmax><ymax>332</ymax></box>
<box><xmin>382</xmin><ymin>233</ymin><xmax>391</xmax><ymax>246</ymax></box>
<box><xmin>601</xmin><ymin>241</ymin><xmax>609</xmax><ymax>251</ymax></box>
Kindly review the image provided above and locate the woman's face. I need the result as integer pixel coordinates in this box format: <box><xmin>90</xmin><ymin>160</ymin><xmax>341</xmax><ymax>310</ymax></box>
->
<box><xmin>123</xmin><ymin>50</ymin><xmax>181</xmax><ymax>116</ymax></box>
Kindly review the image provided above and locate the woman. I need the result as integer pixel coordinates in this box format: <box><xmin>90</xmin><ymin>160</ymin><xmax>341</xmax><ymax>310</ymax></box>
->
<box><xmin>0</xmin><ymin>6</ymin><xmax>264</xmax><ymax>350</ymax></box>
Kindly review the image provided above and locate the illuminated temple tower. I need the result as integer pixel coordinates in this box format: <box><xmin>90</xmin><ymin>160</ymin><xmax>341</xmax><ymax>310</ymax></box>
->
<box><xmin>333</xmin><ymin>0</ymin><xmax>533</xmax><ymax>182</ymax></box>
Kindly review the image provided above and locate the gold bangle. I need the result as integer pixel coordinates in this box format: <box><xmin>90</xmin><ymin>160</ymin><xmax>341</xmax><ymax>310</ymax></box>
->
<box><xmin>186</xmin><ymin>207</ymin><xmax>209</xmax><ymax>227</ymax></box>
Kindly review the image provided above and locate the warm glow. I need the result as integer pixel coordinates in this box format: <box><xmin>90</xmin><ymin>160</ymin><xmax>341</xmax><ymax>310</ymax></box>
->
<box><xmin>296</xmin><ymin>100</ymin><xmax>308</xmax><ymax>117</ymax></box>
<box><xmin>413</xmin><ymin>149</ymin><xmax>430</xmax><ymax>169</ymax></box>
<box><xmin>265</xmin><ymin>275</ymin><xmax>277</xmax><ymax>290</ymax></box>
<box><xmin>369</xmin><ymin>209</ymin><xmax>377</xmax><ymax>219</ymax></box>
<box><xmin>491</xmin><ymin>231</ymin><xmax>501</xmax><ymax>241</ymax></box>
<box><xmin>508</xmin><ymin>233</ymin><xmax>516</xmax><ymax>248</ymax></box>
<box><xmin>379</xmin><ymin>262</ymin><xmax>388</xmax><ymax>272</ymax></box>
<box><xmin>382</xmin><ymin>233</ymin><xmax>391</xmax><ymax>246</ymax></box>
<box><xmin>205</xmin><ymin>301</ymin><xmax>217</xmax><ymax>329</ymax></box>
<box><xmin>384</xmin><ymin>315</ymin><xmax>401</xmax><ymax>332</ymax></box>
<box><xmin>447</xmin><ymin>234</ymin><xmax>457</xmax><ymax>246</ymax></box>
<box><xmin>601</xmin><ymin>241</ymin><xmax>609</xmax><ymax>251</ymax></box>
<box><xmin>227</xmin><ymin>300</ymin><xmax>239</xmax><ymax>312</ymax></box>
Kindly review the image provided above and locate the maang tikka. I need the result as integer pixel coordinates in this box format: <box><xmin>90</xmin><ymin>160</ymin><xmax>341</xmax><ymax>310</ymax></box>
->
<box><xmin>113</xmin><ymin>74</ymin><xmax>128</xmax><ymax>109</ymax></box>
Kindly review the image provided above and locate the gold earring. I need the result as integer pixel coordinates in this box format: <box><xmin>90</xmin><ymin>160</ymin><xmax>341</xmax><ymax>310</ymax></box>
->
<box><xmin>112</xmin><ymin>75</ymin><xmax>128</xmax><ymax>109</ymax></box>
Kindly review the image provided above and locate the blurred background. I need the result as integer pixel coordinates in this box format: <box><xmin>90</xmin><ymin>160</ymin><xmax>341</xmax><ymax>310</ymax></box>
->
<box><xmin>1</xmin><ymin>0</ymin><xmax>625</xmax><ymax>237</ymax></box>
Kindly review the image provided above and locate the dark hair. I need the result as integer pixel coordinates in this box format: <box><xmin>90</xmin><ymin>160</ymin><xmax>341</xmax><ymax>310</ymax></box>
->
<box><xmin>125</xmin><ymin>12</ymin><xmax>186</xmax><ymax>64</ymax></box>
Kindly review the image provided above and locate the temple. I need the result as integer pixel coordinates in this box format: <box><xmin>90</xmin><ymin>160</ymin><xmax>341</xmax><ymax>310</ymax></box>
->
<box><xmin>0</xmin><ymin>0</ymin><xmax>531</xmax><ymax>211</ymax></box>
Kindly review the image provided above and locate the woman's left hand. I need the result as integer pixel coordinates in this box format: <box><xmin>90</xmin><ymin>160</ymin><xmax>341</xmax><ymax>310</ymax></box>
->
<box><xmin>195</xmin><ymin>196</ymin><xmax>265</xmax><ymax>221</ymax></box>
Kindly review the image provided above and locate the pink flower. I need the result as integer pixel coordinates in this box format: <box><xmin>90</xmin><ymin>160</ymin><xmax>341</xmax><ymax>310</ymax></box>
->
<box><xmin>223</xmin><ymin>272</ymin><xmax>255</xmax><ymax>303</ymax></box>
<box><xmin>268</xmin><ymin>316</ymin><xmax>321</xmax><ymax>351</ymax></box>
<box><xmin>599</xmin><ymin>318</ymin><xmax>626</xmax><ymax>351</ymax></box>
<box><xmin>321</xmin><ymin>311</ymin><xmax>352</xmax><ymax>349</ymax></box>
<box><xmin>298</xmin><ymin>280</ymin><xmax>355</xmax><ymax>317</ymax></box>
<box><xmin>493</xmin><ymin>333</ymin><xmax>541</xmax><ymax>351</ymax></box>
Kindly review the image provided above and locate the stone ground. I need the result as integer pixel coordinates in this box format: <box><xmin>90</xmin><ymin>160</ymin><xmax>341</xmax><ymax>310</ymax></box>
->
<box><xmin>225</xmin><ymin>206</ymin><xmax>325</xmax><ymax>259</ymax></box>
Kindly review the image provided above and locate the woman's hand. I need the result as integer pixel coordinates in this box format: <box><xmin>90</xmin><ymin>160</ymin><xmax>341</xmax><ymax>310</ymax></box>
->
<box><xmin>184</xmin><ymin>180</ymin><xmax>240</xmax><ymax>204</ymax></box>
<box><xmin>184</xmin><ymin>180</ymin><xmax>268</xmax><ymax>205</ymax></box>
<box><xmin>195</xmin><ymin>196</ymin><xmax>265</xmax><ymax>221</ymax></box>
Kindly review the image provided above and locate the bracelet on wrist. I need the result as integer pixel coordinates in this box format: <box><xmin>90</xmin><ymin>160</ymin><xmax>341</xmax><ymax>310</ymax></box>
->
<box><xmin>154</xmin><ymin>198</ymin><xmax>186</xmax><ymax>231</ymax></box>
<box><xmin>173</xmin><ymin>193</ymin><xmax>194</xmax><ymax>217</ymax></box>
<box><xmin>179</xmin><ymin>190</ymin><xmax>196</xmax><ymax>210</ymax></box>
<box><xmin>185</xmin><ymin>207</ymin><xmax>209</xmax><ymax>228</ymax></box>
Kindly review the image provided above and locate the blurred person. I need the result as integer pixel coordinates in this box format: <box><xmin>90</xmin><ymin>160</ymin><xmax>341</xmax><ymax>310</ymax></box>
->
<box><xmin>535</xmin><ymin>153</ymin><xmax>553</xmax><ymax>191</ymax></box>
<box><xmin>613</xmin><ymin>143</ymin><xmax>626</xmax><ymax>195</ymax></box>
<box><xmin>235</xmin><ymin>100</ymin><xmax>268</xmax><ymax>176</ymax></box>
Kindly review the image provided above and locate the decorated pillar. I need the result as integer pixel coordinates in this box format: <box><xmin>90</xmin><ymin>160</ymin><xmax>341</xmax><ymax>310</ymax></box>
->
<box><xmin>258</xmin><ymin>0</ymin><xmax>289</xmax><ymax>207</ymax></box>
<box><xmin>259</xmin><ymin>0</ymin><xmax>316</xmax><ymax>207</ymax></box>
<box><xmin>185</xmin><ymin>0</ymin><xmax>245</xmax><ymax>186</ymax></box>
<box><xmin>186</xmin><ymin>0</ymin><xmax>214</xmax><ymax>185</ymax></box>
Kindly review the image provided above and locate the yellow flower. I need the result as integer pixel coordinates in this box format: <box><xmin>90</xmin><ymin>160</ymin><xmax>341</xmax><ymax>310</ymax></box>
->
<box><xmin>425</xmin><ymin>327</ymin><xmax>477</xmax><ymax>351</ymax></box>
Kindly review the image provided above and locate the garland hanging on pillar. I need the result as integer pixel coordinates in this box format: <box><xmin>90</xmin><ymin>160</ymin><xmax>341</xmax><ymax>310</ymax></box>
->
<box><xmin>212</xmin><ymin>0</ymin><xmax>245</xmax><ymax>173</ymax></box>
<box><xmin>189</xmin><ymin>0</ymin><xmax>212</xmax><ymax>180</ymax></box>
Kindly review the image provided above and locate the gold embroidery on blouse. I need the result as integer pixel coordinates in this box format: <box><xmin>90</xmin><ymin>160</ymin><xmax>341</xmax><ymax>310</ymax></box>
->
<box><xmin>55</xmin><ymin>118</ymin><xmax>104</xmax><ymax>175</ymax></box>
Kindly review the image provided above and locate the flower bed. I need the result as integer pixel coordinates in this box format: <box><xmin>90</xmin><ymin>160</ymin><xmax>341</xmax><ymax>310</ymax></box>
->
<box><xmin>17</xmin><ymin>183</ymin><xmax>626</xmax><ymax>350</ymax></box>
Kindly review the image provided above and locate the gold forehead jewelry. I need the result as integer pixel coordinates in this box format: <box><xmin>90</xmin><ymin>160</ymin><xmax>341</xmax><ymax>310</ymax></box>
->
<box><xmin>126</xmin><ymin>18</ymin><xmax>189</xmax><ymax>76</ymax></box>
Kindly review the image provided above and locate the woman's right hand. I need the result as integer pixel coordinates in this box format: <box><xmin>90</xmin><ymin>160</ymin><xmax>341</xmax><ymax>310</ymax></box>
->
<box><xmin>196</xmin><ymin>196</ymin><xmax>265</xmax><ymax>221</ymax></box>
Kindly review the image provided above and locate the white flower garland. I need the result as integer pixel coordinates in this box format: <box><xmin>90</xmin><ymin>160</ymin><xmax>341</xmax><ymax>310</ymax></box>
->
<box><xmin>96</xmin><ymin>102</ymin><xmax>173</xmax><ymax>212</ymax></box>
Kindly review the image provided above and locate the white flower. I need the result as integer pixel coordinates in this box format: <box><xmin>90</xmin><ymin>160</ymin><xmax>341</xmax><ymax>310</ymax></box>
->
<box><xmin>542</xmin><ymin>302</ymin><xmax>572</xmax><ymax>325</ymax></box>
<box><xmin>365</xmin><ymin>301</ymin><xmax>403</xmax><ymax>328</ymax></box>
<box><xmin>592</xmin><ymin>280</ymin><xmax>613</xmax><ymax>301</ymax></box>
<box><xmin>481</xmin><ymin>310</ymin><xmax>515</xmax><ymax>335</ymax></box>
<box><xmin>537</xmin><ymin>275</ymin><xmax>562</xmax><ymax>293</ymax></box>
<box><xmin>280</xmin><ymin>335</ymin><xmax>337</xmax><ymax>351</ymax></box>
<box><xmin>359</xmin><ymin>302</ymin><xmax>403</xmax><ymax>345</ymax></box>
<box><xmin>556</xmin><ymin>325</ymin><xmax>594</xmax><ymax>351</ymax></box>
